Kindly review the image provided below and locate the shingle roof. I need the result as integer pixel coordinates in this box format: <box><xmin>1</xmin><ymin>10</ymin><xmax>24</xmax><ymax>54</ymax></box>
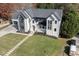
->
<box><xmin>12</xmin><ymin>9</ymin><xmax>63</xmax><ymax>21</ymax></box>
<box><xmin>12</xmin><ymin>10</ymin><xmax>28</xmax><ymax>19</ymax></box>
<box><xmin>24</xmin><ymin>9</ymin><xmax>63</xmax><ymax>21</ymax></box>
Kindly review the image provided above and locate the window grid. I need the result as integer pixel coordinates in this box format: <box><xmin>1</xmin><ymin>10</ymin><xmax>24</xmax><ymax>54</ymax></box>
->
<box><xmin>48</xmin><ymin>20</ymin><xmax>52</xmax><ymax>30</ymax></box>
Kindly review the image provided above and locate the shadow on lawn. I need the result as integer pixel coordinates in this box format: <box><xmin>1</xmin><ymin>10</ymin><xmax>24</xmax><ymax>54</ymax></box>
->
<box><xmin>64</xmin><ymin>39</ymin><xmax>76</xmax><ymax>56</ymax></box>
<box><xmin>66</xmin><ymin>40</ymin><xmax>72</xmax><ymax>45</ymax></box>
<box><xmin>64</xmin><ymin>40</ymin><xmax>73</xmax><ymax>56</ymax></box>
<box><xmin>67</xmin><ymin>39</ymin><xmax>76</xmax><ymax>45</ymax></box>
<box><xmin>64</xmin><ymin>46</ymin><xmax>70</xmax><ymax>56</ymax></box>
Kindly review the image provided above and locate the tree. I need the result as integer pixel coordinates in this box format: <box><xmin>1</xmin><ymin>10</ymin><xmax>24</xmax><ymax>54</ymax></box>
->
<box><xmin>0</xmin><ymin>3</ymin><xmax>12</xmax><ymax>20</ymax></box>
<box><xmin>60</xmin><ymin>9</ymin><xmax>79</xmax><ymax>38</ymax></box>
<box><xmin>36</xmin><ymin>3</ymin><xmax>55</xmax><ymax>9</ymax></box>
<box><xmin>53</xmin><ymin>4</ymin><xmax>79</xmax><ymax>38</ymax></box>
<box><xmin>0</xmin><ymin>3</ymin><xmax>34</xmax><ymax>21</ymax></box>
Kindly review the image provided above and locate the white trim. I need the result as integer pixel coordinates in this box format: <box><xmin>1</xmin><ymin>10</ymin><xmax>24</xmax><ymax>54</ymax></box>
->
<box><xmin>51</xmin><ymin>14</ymin><xmax>58</xmax><ymax>21</ymax></box>
<box><xmin>24</xmin><ymin>11</ymin><xmax>32</xmax><ymax>31</ymax></box>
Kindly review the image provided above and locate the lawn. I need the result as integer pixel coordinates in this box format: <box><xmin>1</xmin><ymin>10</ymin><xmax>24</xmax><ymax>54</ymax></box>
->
<box><xmin>0</xmin><ymin>33</ymin><xmax>26</xmax><ymax>55</ymax></box>
<box><xmin>11</xmin><ymin>34</ymin><xmax>66</xmax><ymax>56</ymax></box>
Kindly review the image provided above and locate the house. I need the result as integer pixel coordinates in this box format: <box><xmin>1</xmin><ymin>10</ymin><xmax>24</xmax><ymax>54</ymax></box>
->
<box><xmin>11</xmin><ymin>9</ymin><xmax>63</xmax><ymax>37</ymax></box>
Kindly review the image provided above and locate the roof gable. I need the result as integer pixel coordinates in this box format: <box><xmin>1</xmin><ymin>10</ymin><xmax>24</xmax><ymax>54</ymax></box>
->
<box><xmin>12</xmin><ymin>9</ymin><xmax>63</xmax><ymax>21</ymax></box>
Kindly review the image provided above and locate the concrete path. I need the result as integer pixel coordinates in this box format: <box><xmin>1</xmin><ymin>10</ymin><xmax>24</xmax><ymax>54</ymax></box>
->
<box><xmin>4</xmin><ymin>31</ymin><xmax>34</xmax><ymax>56</ymax></box>
<box><xmin>0</xmin><ymin>22</ymin><xmax>9</xmax><ymax>28</ymax></box>
<box><xmin>0</xmin><ymin>25</ymin><xmax>17</xmax><ymax>37</ymax></box>
<box><xmin>71</xmin><ymin>36</ymin><xmax>79</xmax><ymax>45</ymax></box>
<box><xmin>70</xmin><ymin>36</ymin><xmax>79</xmax><ymax>56</ymax></box>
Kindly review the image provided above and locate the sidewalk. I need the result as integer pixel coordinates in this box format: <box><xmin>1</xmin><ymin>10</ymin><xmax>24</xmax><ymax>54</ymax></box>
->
<box><xmin>0</xmin><ymin>22</ymin><xmax>9</xmax><ymax>28</ymax></box>
<box><xmin>0</xmin><ymin>25</ymin><xmax>17</xmax><ymax>37</ymax></box>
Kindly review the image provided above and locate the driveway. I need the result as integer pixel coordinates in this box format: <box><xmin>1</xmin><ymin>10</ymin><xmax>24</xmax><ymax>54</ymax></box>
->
<box><xmin>71</xmin><ymin>36</ymin><xmax>79</xmax><ymax>55</ymax></box>
<box><xmin>0</xmin><ymin>25</ymin><xmax>17</xmax><ymax>37</ymax></box>
<box><xmin>71</xmin><ymin>36</ymin><xmax>79</xmax><ymax>45</ymax></box>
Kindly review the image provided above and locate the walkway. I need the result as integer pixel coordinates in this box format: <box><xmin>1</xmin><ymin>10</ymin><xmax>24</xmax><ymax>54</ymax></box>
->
<box><xmin>0</xmin><ymin>25</ymin><xmax>17</xmax><ymax>37</ymax></box>
<box><xmin>4</xmin><ymin>31</ymin><xmax>34</xmax><ymax>56</ymax></box>
<box><xmin>0</xmin><ymin>22</ymin><xmax>9</xmax><ymax>28</ymax></box>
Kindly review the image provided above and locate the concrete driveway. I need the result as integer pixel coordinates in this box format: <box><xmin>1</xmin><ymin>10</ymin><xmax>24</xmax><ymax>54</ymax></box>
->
<box><xmin>0</xmin><ymin>25</ymin><xmax>17</xmax><ymax>37</ymax></box>
<box><xmin>71</xmin><ymin>36</ymin><xmax>79</xmax><ymax>55</ymax></box>
<box><xmin>72</xmin><ymin>36</ymin><xmax>79</xmax><ymax>45</ymax></box>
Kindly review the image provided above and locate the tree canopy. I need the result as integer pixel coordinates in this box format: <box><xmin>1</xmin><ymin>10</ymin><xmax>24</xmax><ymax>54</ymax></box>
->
<box><xmin>0</xmin><ymin>4</ymin><xmax>12</xmax><ymax>20</ymax></box>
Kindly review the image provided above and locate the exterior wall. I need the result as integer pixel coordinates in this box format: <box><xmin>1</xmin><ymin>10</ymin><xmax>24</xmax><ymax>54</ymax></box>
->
<box><xmin>46</xmin><ymin>14</ymin><xmax>61</xmax><ymax>37</ymax></box>
<box><xmin>24</xmin><ymin>11</ymin><xmax>33</xmax><ymax>32</ymax></box>
<box><xmin>52</xmin><ymin>20</ymin><xmax>61</xmax><ymax>37</ymax></box>
<box><xmin>30</xmin><ymin>19</ymin><xmax>37</xmax><ymax>32</ymax></box>
<box><xmin>24</xmin><ymin>18</ymin><xmax>30</xmax><ymax>32</ymax></box>
<box><xmin>19</xmin><ymin>17</ymin><xmax>25</xmax><ymax>32</ymax></box>
<box><xmin>12</xmin><ymin>19</ymin><xmax>20</xmax><ymax>31</ymax></box>
<box><xmin>30</xmin><ymin>19</ymin><xmax>34</xmax><ymax>32</ymax></box>
<box><xmin>51</xmin><ymin>14</ymin><xmax>61</xmax><ymax>37</ymax></box>
<box><xmin>46</xmin><ymin>17</ymin><xmax>53</xmax><ymax>36</ymax></box>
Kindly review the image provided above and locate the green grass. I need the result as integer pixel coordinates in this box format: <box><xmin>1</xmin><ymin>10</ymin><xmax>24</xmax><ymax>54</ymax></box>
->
<box><xmin>0</xmin><ymin>33</ymin><xmax>26</xmax><ymax>55</ymax></box>
<box><xmin>11</xmin><ymin>34</ymin><xmax>66</xmax><ymax>56</ymax></box>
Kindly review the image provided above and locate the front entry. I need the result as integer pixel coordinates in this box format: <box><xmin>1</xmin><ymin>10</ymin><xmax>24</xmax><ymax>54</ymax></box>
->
<box><xmin>33</xmin><ymin>25</ymin><xmax>35</xmax><ymax>31</ymax></box>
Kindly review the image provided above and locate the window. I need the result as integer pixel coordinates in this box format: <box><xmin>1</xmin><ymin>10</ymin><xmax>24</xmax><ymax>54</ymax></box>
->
<box><xmin>19</xmin><ymin>15</ymin><xmax>24</xmax><ymax>23</ymax></box>
<box><xmin>55</xmin><ymin>21</ymin><xmax>57</xmax><ymax>24</ymax></box>
<box><xmin>48</xmin><ymin>20</ymin><xmax>52</xmax><ymax>30</ymax></box>
<box><xmin>54</xmin><ymin>28</ymin><xmax>56</xmax><ymax>31</ymax></box>
<box><xmin>39</xmin><ymin>25</ymin><xmax>41</xmax><ymax>28</ymax></box>
<box><xmin>33</xmin><ymin>20</ymin><xmax>34</xmax><ymax>23</ymax></box>
<box><xmin>43</xmin><ymin>26</ymin><xmax>44</xmax><ymax>29</ymax></box>
<box><xmin>14</xmin><ymin>21</ymin><xmax>19</xmax><ymax>30</ymax></box>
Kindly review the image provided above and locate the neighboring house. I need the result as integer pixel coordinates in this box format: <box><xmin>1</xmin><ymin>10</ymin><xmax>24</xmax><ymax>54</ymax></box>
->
<box><xmin>11</xmin><ymin>9</ymin><xmax>63</xmax><ymax>37</ymax></box>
